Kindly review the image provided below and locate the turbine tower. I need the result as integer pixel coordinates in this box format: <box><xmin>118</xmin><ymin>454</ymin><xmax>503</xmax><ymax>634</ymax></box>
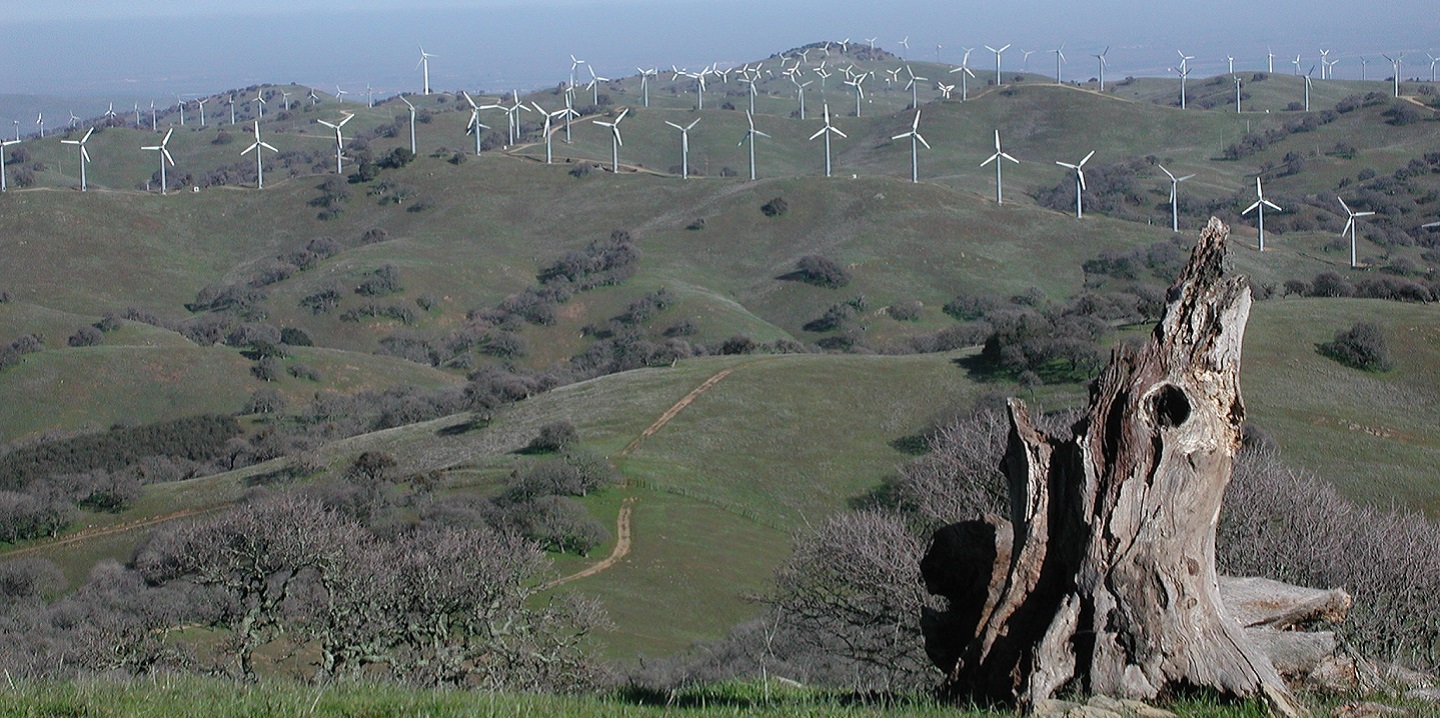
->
<box><xmin>891</xmin><ymin>109</ymin><xmax>930</xmax><ymax>183</ymax></box>
<box><xmin>791</xmin><ymin>75</ymin><xmax>812</xmax><ymax>119</ymax></box>
<box><xmin>0</xmin><ymin>137</ymin><xmax>19</xmax><ymax>191</ymax></box>
<box><xmin>1234</xmin><ymin>75</ymin><xmax>1243</xmax><ymax>113</ymax></box>
<box><xmin>1338</xmin><ymin>196</ymin><xmax>1375</xmax><ymax>268</ymax></box>
<box><xmin>196</xmin><ymin>97</ymin><xmax>207</xmax><ymax>127</ymax></box>
<box><xmin>176</xmin><ymin>96</ymin><xmax>186</xmax><ymax>126</ymax></box>
<box><xmin>254</xmin><ymin>90</ymin><xmax>266</xmax><ymax>120</ymax></box>
<box><xmin>418</xmin><ymin>45</ymin><xmax>435</xmax><ymax>95</ymax></box>
<box><xmin>61</xmin><ymin>127</ymin><xmax>94</xmax><ymax>191</ymax></box>
<box><xmin>980</xmin><ymin>130</ymin><xmax>1019</xmax><ymax>204</ymax></box>
<box><xmin>462</xmin><ymin>92</ymin><xmax>491</xmax><ymax>155</ymax></box>
<box><xmin>986</xmin><ymin>44</ymin><xmax>1011</xmax><ymax>86</ymax></box>
<box><xmin>1319</xmin><ymin>49</ymin><xmax>1330</xmax><ymax>78</ymax></box>
<box><xmin>1382</xmin><ymin>54</ymin><xmax>1404</xmax><ymax>96</ymax></box>
<box><xmin>949</xmin><ymin>48</ymin><xmax>976</xmax><ymax>100</ymax></box>
<box><xmin>665</xmin><ymin>117</ymin><xmax>700</xmax><ymax>179</ymax></box>
<box><xmin>532</xmin><ymin>102</ymin><xmax>569</xmax><ymax>164</ymax></box>
<box><xmin>1173</xmin><ymin>50</ymin><xmax>1194</xmax><ymax>108</ymax></box>
<box><xmin>1242</xmin><ymin>177</ymin><xmax>1282</xmax><ymax>251</ymax></box>
<box><xmin>1303</xmin><ymin>66</ymin><xmax>1314</xmax><ymax>111</ymax></box>
<box><xmin>1051</xmin><ymin>43</ymin><xmax>1066</xmax><ymax>84</ymax></box>
<box><xmin>569</xmin><ymin>54</ymin><xmax>586</xmax><ymax>93</ymax></box>
<box><xmin>904</xmin><ymin>66</ymin><xmax>928</xmax><ymax>109</ymax></box>
<box><xmin>399</xmin><ymin>96</ymin><xmax>418</xmax><ymax>154</ymax></box>
<box><xmin>1158</xmin><ymin>164</ymin><xmax>1195</xmax><ymax>232</ymax></box>
<box><xmin>594</xmin><ymin>108</ymin><xmax>629</xmax><ymax>173</ymax></box>
<box><xmin>738</xmin><ymin>111</ymin><xmax>770</xmax><ymax>181</ymax></box>
<box><xmin>807</xmin><ymin>103</ymin><xmax>846</xmax><ymax>178</ymax></box>
<box><xmin>142</xmin><ymin>128</ymin><xmax>176</xmax><ymax>194</ymax></box>
<box><xmin>638</xmin><ymin>67</ymin><xmax>657</xmax><ymax>107</ymax></box>
<box><xmin>1093</xmin><ymin>46</ymin><xmax>1110</xmax><ymax>91</ymax></box>
<box><xmin>316</xmin><ymin>112</ymin><xmax>354</xmax><ymax>174</ymax></box>
<box><xmin>35</xmin><ymin>112</ymin><xmax>44</xmax><ymax>138</ymax></box>
<box><xmin>241</xmin><ymin>121</ymin><xmax>278</xmax><ymax>189</ymax></box>
<box><xmin>1055</xmin><ymin>150</ymin><xmax>1095</xmax><ymax>218</ymax></box>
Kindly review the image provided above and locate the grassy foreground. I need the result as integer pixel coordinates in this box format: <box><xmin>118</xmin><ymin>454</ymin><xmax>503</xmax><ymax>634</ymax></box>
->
<box><xmin>0</xmin><ymin>675</ymin><xmax>1293</xmax><ymax>718</ymax></box>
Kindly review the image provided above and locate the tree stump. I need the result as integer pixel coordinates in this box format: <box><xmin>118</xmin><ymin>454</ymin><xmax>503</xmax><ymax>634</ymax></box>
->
<box><xmin>921</xmin><ymin>218</ymin><xmax>1304</xmax><ymax>717</ymax></box>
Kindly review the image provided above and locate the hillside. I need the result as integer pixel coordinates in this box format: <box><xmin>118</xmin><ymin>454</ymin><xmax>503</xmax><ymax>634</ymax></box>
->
<box><xmin>2</xmin><ymin>41</ymin><xmax>1439</xmax><ymax>666</ymax></box>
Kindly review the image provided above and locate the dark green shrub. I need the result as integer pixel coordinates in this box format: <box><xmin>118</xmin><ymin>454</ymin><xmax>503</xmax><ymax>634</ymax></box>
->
<box><xmin>1318</xmin><ymin>321</ymin><xmax>1393</xmax><ymax>371</ymax></box>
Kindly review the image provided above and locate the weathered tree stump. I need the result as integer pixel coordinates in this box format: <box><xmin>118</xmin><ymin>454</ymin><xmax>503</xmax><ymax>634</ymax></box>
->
<box><xmin>921</xmin><ymin>218</ymin><xmax>1304</xmax><ymax>716</ymax></box>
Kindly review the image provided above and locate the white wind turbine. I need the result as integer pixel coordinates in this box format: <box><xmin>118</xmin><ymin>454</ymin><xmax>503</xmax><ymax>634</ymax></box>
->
<box><xmin>594</xmin><ymin>107</ymin><xmax>628</xmax><ymax>173</ymax></box>
<box><xmin>316</xmin><ymin>112</ymin><xmax>354</xmax><ymax>174</ymax></box>
<box><xmin>1319</xmin><ymin>49</ymin><xmax>1330</xmax><ymax>78</ymax></box>
<box><xmin>563</xmin><ymin>88</ymin><xmax>576</xmax><ymax>143</ymax></box>
<box><xmin>1383</xmin><ymin>54</ymin><xmax>1404</xmax><ymax>97</ymax></box>
<box><xmin>149</xmin><ymin>102</ymin><xmax>156</xmax><ymax>131</ymax></box>
<box><xmin>569</xmin><ymin>54</ymin><xmax>586</xmax><ymax>93</ymax></box>
<box><xmin>532</xmin><ymin>102</ymin><xmax>569</xmax><ymax>164</ymax></box>
<box><xmin>0</xmin><ymin>137</ymin><xmax>19</xmax><ymax>191</ymax></box>
<box><xmin>1050</xmin><ymin>44</ymin><xmax>1066</xmax><ymax>84</ymax></box>
<box><xmin>254</xmin><ymin>90</ymin><xmax>266</xmax><ymax>120</ymax></box>
<box><xmin>462</xmin><ymin>92</ymin><xmax>491</xmax><ymax>155</ymax></box>
<box><xmin>1338</xmin><ymin>196</ymin><xmax>1375</xmax><ymax>268</ymax></box>
<box><xmin>1021</xmin><ymin>49</ymin><xmax>1036</xmax><ymax>71</ymax></box>
<box><xmin>986</xmin><ymin>44</ymin><xmax>1011</xmax><ymax>85</ymax></box>
<box><xmin>399</xmin><ymin>96</ymin><xmax>418</xmax><ymax>154</ymax></box>
<box><xmin>418</xmin><ymin>45</ymin><xmax>435</xmax><ymax>95</ymax></box>
<box><xmin>68</xmin><ymin>111</ymin><xmax>79</xmax><ymax>129</ymax></box>
<box><xmin>892</xmin><ymin>109</ymin><xmax>930</xmax><ymax>183</ymax></box>
<box><xmin>1303</xmin><ymin>66</ymin><xmax>1314</xmax><ymax>111</ymax></box>
<box><xmin>665</xmin><ymin>117</ymin><xmax>700</xmax><ymax>178</ymax></box>
<box><xmin>638</xmin><ymin>67</ymin><xmax>657</xmax><ymax>107</ymax></box>
<box><xmin>685</xmin><ymin>68</ymin><xmax>708</xmax><ymax>110</ymax></box>
<box><xmin>899</xmin><ymin>36</ymin><xmax>910</xmax><ymax>59</ymax></box>
<box><xmin>949</xmin><ymin>48</ymin><xmax>977</xmax><ymax>100</ymax></box>
<box><xmin>1174</xmin><ymin>50</ymin><xmax>1195</xmax><ymax>108</ymax></box>
<box><xmin>176</xmin><ymin>96</ymin><xmax>186</xmax><ymax>126</ymax></box>
<box><xmin>133</xmin><ymin>103</ymin><xmax>140</xmax><ymax>127</ymax></box>
<box><xmin>1242</xmin><ymin>177</ymin><xmax>1282</xmax><ymax>251</ymax></box>
<box><xmin>808</xmin><ymin>103</ymin><xmax>846</xmax><ymax>178</ymax></box>
<box><xmin>36</xmin><ymin>112</ymin><xmax>44</xmax><ymax>138</ymax></box>
<box><xmin>980</xmin><ymin>130</ymin><xmax>1019</xmax><ymax>204</ymax></box>
<box><xmin>1055</xmin><ymin>149</ymin><xmax>1095</xmax><ymax>218</ymax></box>
<box><xmin>335</xmin><ymin>85</ymin><xmax>349</xmax><ymax>103</ymax></box>
<box><xmin>366</xmin><ymin>84</ymin><xmax>374</xmax><ymax>108</ymax></box>
<box><xmin>1093</xmin><ymin>46</ymin><xmax>1110</xmax><ymax>91</ymax></box>
<box><xmin>231</xmin><ymin>94</ymin><xmax>240</xmax><ymax>123</ymax></box>
<box><xmin>738</xmin><ymin>111</ymin><xmax>770</xmax><ymax>181</ymax></box>
<box><xmin>1234</xmin><ymin>75</ymin><xmax>1243</xmax><ymax>113</ymax></box>
<box><xmin>586</xmin><ymin>65</ymin><xmax>610</xmax><ymax>106</ymax></box>
<box><xmin>791</xmin><ymin>75</ymin><xmax>812</xmax><ymax>119</ymax></box>
<box><xmin>61</xmin><ymin>127</ymin><xmax>95</xmax><ymax>191</ymax></box>
<box><xmin>1291</xmin><ymin>54</ymin><xmax>1302</xmax><ymax>75</ymax></box>
<box><xmin>1359</xmin><ymin>56</ymin><xmax>1370</xmax><ymax>81</ymax></box>
<box><xmin>1428</xmin><ymin>54</ymin><xmax>1439</xmax><ymax>82</ymax></box>
<box><xmin>196</xmin><ymin>97</ymin><xmax>207</xmax><ymax>127</ymax></box>
<box><xmin>142</xmin><ymin>127</ymin><xmax>176</xmax><ymax>194</ymax></box>
<box><xmin>739</xmin><ymin>76</ymin><xmax>760</xmax><ymax>114</ymax></box>
<box><xmin>281</xmin><ymin>90</ymin><xmax>292</xmax><ymax>111</ymax></box>
<box><xmin>1267</xmin><ymin>49</ymin><xmax>1275</xmax><ymax>73</ymax></box>
<box><xmin>904</xmin><ymin>67</ymin><xmax>927</xmax><ymax>108</ymax></box>
<box><xmin>1158</xmin><ymin>164</ymin><xmax>1195</xmax><ymax>232</ymax></box>
<box><xmin>307</xmin><ymin>88</ymin><xmax>320</xmax><ymax>107</ymax></box>
<box><xmin>865</xmin><ymin>37</ymin><xmax>877</xmax><ymax>51</ymax></box>
<box><xmin>1227</xmin><ymin>54</ymin><xmax>1235</xmax><ymax>74</ymax></box>
<box><xmin>503</xmin><ymin>91</ymin><xmax>530</xmax><ymax>145</ymax></box>
<box><xmin>937</xmin><ymin>82</ymin><xmax>955</xmax><ymax>100</ymax></box>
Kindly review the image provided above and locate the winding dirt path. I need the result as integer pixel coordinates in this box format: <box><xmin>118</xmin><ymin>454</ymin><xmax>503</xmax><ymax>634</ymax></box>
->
<box><xmin>3</xmin><ymin>506</ymin><xmax>221</xmax><ymax>558</ymax></box>
<box><xmin>543</xmin><ymin>496</ymin><xmax>635</xmax><ymax>590</ymax></box>
<box><xmin>620</xmin><ymin>362</ymin><xmax>759</xmax><ymax>457</ymax></box>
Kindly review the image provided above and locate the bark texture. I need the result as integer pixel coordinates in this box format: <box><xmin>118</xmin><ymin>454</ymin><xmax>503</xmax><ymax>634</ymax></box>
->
<box><xmin>922</xmin><ymin>218</ymin><xmax>1304</xmax><ymax>716</ymax></box>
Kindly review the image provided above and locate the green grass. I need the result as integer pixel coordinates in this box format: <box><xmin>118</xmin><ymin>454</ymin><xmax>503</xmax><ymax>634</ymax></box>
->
<box><xmin>0</xmin><ymin>674</ymin><xmax>1309</xmax><ymax>718</ymax></box>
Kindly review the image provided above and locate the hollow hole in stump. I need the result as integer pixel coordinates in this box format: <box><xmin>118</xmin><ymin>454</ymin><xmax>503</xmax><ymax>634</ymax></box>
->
<box><xmin>1152</xmin><ymin>384</ymin><xmax>1191</xmax><ymax>428</ymax></box>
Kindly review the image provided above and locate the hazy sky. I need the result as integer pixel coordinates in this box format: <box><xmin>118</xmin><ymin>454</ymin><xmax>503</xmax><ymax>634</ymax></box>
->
<box><xmin>0</xmin><ymin>0</ymin><xmax>1434</xmax><ymax>99</ymax></box>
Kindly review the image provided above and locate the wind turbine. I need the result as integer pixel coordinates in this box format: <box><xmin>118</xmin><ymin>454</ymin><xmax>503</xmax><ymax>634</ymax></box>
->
<box><xmin>366</xmin><ymin>84</ymin><xmax>374</xmax><ymax>108</ymax></box>
<box><xmin>103</xmin><ymin>102</ymin><xmax>116</xmax><ymax>122</ymax></box>
<box><xmin>1234</xmin><ymin>75</ymin><xmax>1243</xmax><ymax>113</ymax></box>
<box><xmin>684</xmin><ymin>68</ymin><xmax>708</xmax><ymax>110</ymax></box>
<box><xmin>1319</xmin><ymin>49</ymin><xmax>1330</xmax><ymax>78</ymax></box>
<box><xmin>316</xmin><ymin>112</ymin><xmax>354</xmax><ymax>174</ymax></box>
<box><xmin>1227</xmin><ymin>54</ymin><xmax>1235</xmax><ymax>74</ymax></box>
<box><xmin>1055</xmin><ymin>149</ymin><xmax>1095</xmax><ymax>218</ymax></box>
<box><xmin>0</xmin><ymin>137</ymin><xmax>18</xmax><ymax>191</ymax></box>
<box><xmin>594</xmin><ymin>107</ymin><xmax>628</xmax><ymax>173</ymax></box>
<box><xmin>176</xmin><ymin>96</ymin><xmax>186</xmax><ymax>126</ymax></box>
<box><xmin>335</xmin><ymin>85</ymin><xmax>349</xmax><ymax>104</ymax></box>
<box><xmin>254</xmin><ymin>90</ymin><xmax>266</xmax><ymax>120</ymax></box>
<box><xmin>563</xmin><ymin>88</ymin><xmax>575</xmax><ymax>143</ymax></box>
<box><xmin>791</xmin><ymin>75</ymin><xmax>812</xmax><ymax>119</ymax></box>
<box><xmin>240</xmin><ymin>122</ymin><xmax>277</xmax><ymax>189</ymax></box>
<box><xmin>980</xmin><ymin>130</ymin><xmax>1019</xmax><ymax>204</ymax></box>
<box><xmin>503</xmin><ymin>91</ymin><xmax>530</xmax><ymax>145</ymax></box>
<box><xmin>1093</xmin><ymin>46</ymin><xmax>1110</xmax><ymax>90</ymax></box>
<box><xmin>1242</xmin><ymin>177</ymin><xmax>1282</xmax><ymax>251</ymax></box>
<box><xmin>807</xmin><ymin>103</ymin><xmax>846</xmax><ymax>178</ymax></box>
<box><xmin>418</xmin><ymin>45</ymin><xmax>435</xmax><ymax>95</ymax></box>
<box><xmin>892</xmin><ymin>110</ymin><xmax>930</xmax><ymax>183</ymax></box>
<box><xmin>1303</xmin><ymin>66</ymin><xmax>1314</xmax><ymax>111</ymax></box>
<box><xmin>665</xmin><ymin>117</ymin><xmax>700</xmax><ymax>179</ymax></box>
<box><xmin>196</xmin><ymin>97</ymin><xmax>207</xmax><ymax>126</ymax></box>
<box><xmin>1050</xmin><ymin>44</ymin><xmax>1066</xmax><ymax>84</ymax></box>
<box><xmin>68</xmin><ymin>111</ymin><xmax>79</xmax><ymax>129</ymax></box>
<box><xmin>61</xmin><ymin>127</ymin><xmax>94</xmax><ymax>191</ymax></box>
<box><xmin>1175</xmin><ymin>50</ymin><xmax>1195</xmax><ymax>108</ymax></box>
<box><xmin>937</xmin><ymin>82</ymin><xmax>955</xmax><ymax>99</ymax></box>
<box><xmin>142</xmin><ymin>128</ymin><xmax>176</xmax><ymax>194</ymax></box>
<box><xmin>532</xmin><ymin>102</ymin><xmax>569</xmax><ymax>164</ymax></box>
<box><xmin>586</xmin><ymin>65</ymin><xmax>610</xmax><ymax>106</ymax></box>
<box><xmin>1338</xmin><ymin>197</ymin><xmax>1375</xmax><ymax>268</ymax></box>
<box><xmin>399</xmin><ymin>96</ymin><xmax>418</xmax><ymax>154</ymax></box>
<box><xmin>1291</xmin><ymin>54</ymin><xmax>1302</xmax><ymax>75</ymax></box>
<box><xmin>904</xmin><ymin>67</ymin><xmax>928</xmax><ymax>108</ymax></box>
<box><xmin>899</xmin><ymin>36</ymin><xmax>910</xmax><ymax>59</ymax></box>
<box><xmin>865</xmin><ymin>37</ymin><xmax>877</xmax><ymax>51</ymax></box>
<box><xmin>35</xmin><ymin>112</ymin><xmax>44</xmax><ymax>138</ymax></box>
<box><xmin>1158</xmin><ymin>164</ymin><xmax>1195</xmax><ymax>232</ymax></box>
<box><xmin>133</xmin><ymin>103</ymin><xmax>140</xmax><ymax>127</ymax></box>
<box><xmin>232</xmin><ymin>94</ymin><xmax>240</xmax><ymax>123</ymax></box>
<box><xmin>307</xmin><ymin>88</ymin><xmax>320</xmax><ymax>107</ymax></box>
<box><xmin>986</xmin><ymin>44</ymin><xmax>1011</xmax><ymax>85</ymax></box>
<box><xmin>739</xmin><ymin>76</ymin><xmax>760</xmax><ymax>114</ymax></box>
<box><xmin>1430</xmin><ymin>54</ymin><xmax>1439</xmax><ymax>82</ymax></box>
<box><xmin>738</xmin><ymin>111</ymin><xmax>770</xmax><ymax>181</ymax></box>
<box><xmin>1267</xmin><ymin>49</ymin><xmax>1275</xmax><ymax>73</ymax></box>
<box><xmin>949</xmin><ymin>48</ymin><xmax>976</xmax><ymax>100</ymax></box>
<box><xmin>462</xmin><ymin>92</ymin><xmax>491</xmax><ymax>156</ymax></box>
<box><xmin>281</xmin><ymin>90</ymin><xmax>292</xmax><ymax>111</ymax></box>
<box><xmin>569</xmin><ymin>54</ymin><xmax>586</xmax><ymax>93</ymax></box>
<box><xmin>1021</xmin><ymin>49</ymin><xmax>1036</xmax><ymax>71</ymax></box>
<box><xmin>638</xmin><ymin>67</ymin><xmax>656</xmax><ymax>107</ymax></box>
<box><xmin>1360</xmin><ymin>56</ymin><xmax>1370</xmax><ymax>81</ymax></box>
<box><xmin>149</xmin><ymin>102</ymin><xmax>156</xmax><ymax>131</ymax></box>
<box><xmin>1383</xmin><ymin>54</ymin><xmax>1404</xmax><ymax>96</ymax></box>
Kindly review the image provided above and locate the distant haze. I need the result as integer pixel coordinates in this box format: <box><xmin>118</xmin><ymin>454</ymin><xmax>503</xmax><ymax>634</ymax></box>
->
<box><xmin>1</xmin><ymin>0</ymin><xmax>1434</xmax><ymax>103</ymax></box>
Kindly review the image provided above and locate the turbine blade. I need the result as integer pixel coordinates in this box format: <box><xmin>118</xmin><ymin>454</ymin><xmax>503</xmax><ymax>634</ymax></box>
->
<box><xmin>1001</xmin><ymin>153</ymin><xmax>1018</xmax><ymax>163</ymax></box>
<box><xmin>1243</xmin><ymin>200</ymin><xmax>1261</xmax><ymax>214</ymax></box>
<box><xmin>1264</xmin><ymin>200</ymin><xmax>1282</xmax><ymax>211</ymax></box>
<box><xmin>915</xmin><ymin>133</ymin><xmax>930</xmax><ymax>149</ymax></box>
<box><xmin>1080</xmin><ymin>150</ymin><xmax>1095</xmax><ymax>166</ymax></box>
